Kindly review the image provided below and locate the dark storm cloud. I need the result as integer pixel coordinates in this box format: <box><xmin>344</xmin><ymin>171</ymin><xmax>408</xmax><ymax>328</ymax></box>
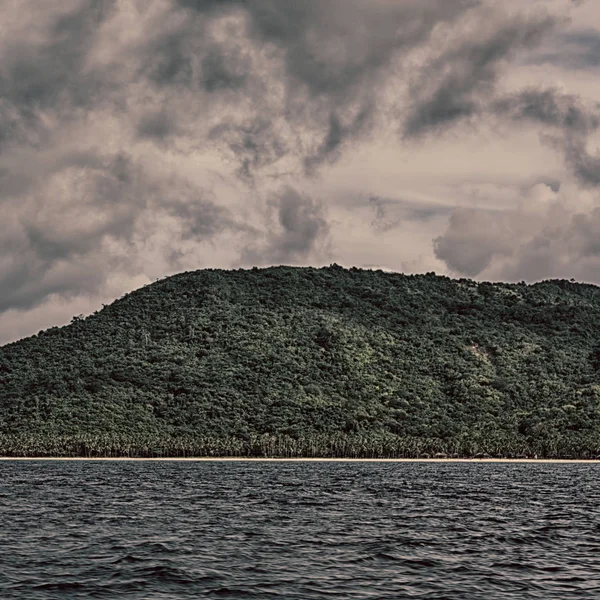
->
<box><xmin>143</xmin><ymin>31</ymin><xmax>194</xmax><ymax>88</ymax></box>
<box><xmin>541</xmin><ymin>179</ymin><xmax>561</xmax><ymax>193</ymax></box>
<box><xmin>493</xmin><ymin>88</ymin><xmax>600</xmax><ymax>135</ymax></box>
<box><xmin>136</xmin><ymin>109</ymin><xmax>177</xmax><ymax>141</ymax></box>
<box><xmin>543</xmin><ymin>134</ymin><xmax>600</xmax><ymax>188</ymax></box>
<box><xmin>145</xmin><ymin>0</ymin><xmax>481</xmax><ymax>175</ymax></box>
<box><xmin>271</xmin><ymin>188</ymin><xmax>329</xmax><ymax>260</ymax></box>
<box><xmin>303</xmin><ymin>106</ymin><xmax>374</xmax><ymax>175</ymax></box>
<box><xmin>161</xmin><ymin>181</ymin><xmax>248</xmax><ymax>241</ymax></box>
<box><xmin>531</xmin><ymin>28</ymin><xmax>600</xmax><ymax>70</ymax></box>
<box><xmin>178</xmin><ymin>0</ymin><xmax>480</xmax><ymax>93</ymax></box>
<box><xmin>200</xmin><ymin>43</ymin><xmax>252</xmax><ymax>93</ymax></box>
<box><xmin>114</xmin><ymin>0</ymin><xmax>571</xmax><ymax>179</ymax></box>
<box><xmin>208</xmin><ymin>119</ymin><xmax>289</xmax><ymax>181</ymax></box>
<box><xmin>488</xmin><ymin>85</ymin><xmax>600</xmax><ymax>189</ymax></box>
<box><xmin>0</xmin><ymin>1</ymin><xmax>115</xmax><ymax>136</ymax></box>
<box><xmin>241</xmin><ymin>186</ymin><xmax>330</xmax><ymax>265</ymax></box>
<box><xmin>433</xmin><ymin>208</ymin><xmax>513</xmax><ymax>276</ymax></box>
<box><xmin>403</xmin><ymin>10</ymin><xmax>559</xmax><ymax>138</ymax></box>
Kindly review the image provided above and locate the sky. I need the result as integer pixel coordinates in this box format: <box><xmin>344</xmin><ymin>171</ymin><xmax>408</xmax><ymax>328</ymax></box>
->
<box><xmin>1</xmin><ymin>0</ymin><xmax>600</xmax><ymax>345</ymax></box>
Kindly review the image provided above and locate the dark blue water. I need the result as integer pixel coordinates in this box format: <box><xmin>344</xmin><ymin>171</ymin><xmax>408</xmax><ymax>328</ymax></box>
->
<box><xmin>1</xmin><ymin>460</ymin><xmax>600</xmax><ymax>599</ymax></box>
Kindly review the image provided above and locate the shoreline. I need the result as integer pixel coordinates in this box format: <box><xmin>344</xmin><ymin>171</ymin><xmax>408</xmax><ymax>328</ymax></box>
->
<box><xmin>0</xmin><ymin>457</ymin><xmax>599</xmax><ymax>463</ymax></box>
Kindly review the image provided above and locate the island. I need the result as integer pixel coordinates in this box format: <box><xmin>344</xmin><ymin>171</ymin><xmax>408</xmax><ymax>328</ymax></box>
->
<box><xmin>1</xmin><ymin>265</ymin><xmax>599</xmax><ymax>459</ymax></box>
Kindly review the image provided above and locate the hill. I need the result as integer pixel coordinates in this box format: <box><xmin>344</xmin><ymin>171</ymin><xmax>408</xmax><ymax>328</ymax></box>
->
<box><xmin>1</xmin><ymin>265</ymin><xmax>600</xmax><ymax>458</ymax></box>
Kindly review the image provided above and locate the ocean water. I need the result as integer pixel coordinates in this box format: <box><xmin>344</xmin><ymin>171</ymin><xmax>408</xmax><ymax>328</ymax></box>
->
<box><xmin>1</xmin><ymin>461</ymin><xmax>599</xmax><ymax>599</ymax></box>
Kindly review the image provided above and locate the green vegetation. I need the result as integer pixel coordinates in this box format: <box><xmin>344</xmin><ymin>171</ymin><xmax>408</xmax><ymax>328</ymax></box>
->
<box><xmin>2</xmin><ymin>265</ymin><xmax>600</xmax><ymax>458</ymax></box>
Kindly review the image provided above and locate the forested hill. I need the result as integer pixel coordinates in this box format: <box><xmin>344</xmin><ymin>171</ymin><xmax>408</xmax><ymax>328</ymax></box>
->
<box><xmin>2</xmin><ymin>265</ymin><xmax>600</xmax><ymax>458</ymax></box>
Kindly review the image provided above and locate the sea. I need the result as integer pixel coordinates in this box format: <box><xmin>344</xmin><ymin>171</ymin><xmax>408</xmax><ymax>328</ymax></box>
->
<box><xmin>1</xmin><ymin>460</ymin><xmax>599</xmax><ymax>599</ymax></box>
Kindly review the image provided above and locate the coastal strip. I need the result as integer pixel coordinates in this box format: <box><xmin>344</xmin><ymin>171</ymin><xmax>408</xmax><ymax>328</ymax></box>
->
<box><xmin>1</xmin><ymin>457</ymin><xmax>600</xmax><ymax>463</ymax></box>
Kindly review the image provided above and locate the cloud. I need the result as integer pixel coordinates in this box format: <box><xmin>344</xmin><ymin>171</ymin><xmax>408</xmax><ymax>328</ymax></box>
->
<box><xmin>492</xmin><ymin>87</ymin><xmax>600</xmax><ymax>135</ymax></box>
<box><xmin>402</xmin><ymin>7</ymin><xmax>560</xmax><ymax>138</ymax></box>
<box><xmin>0</xmin><ymin>1</ymin><xmax>116</xmax><ymax>144</ymax></box>
<box><xmin>543</xmin><ymin>134</ymin><xmax>600</xmax><ymax>188</ymax></box>
<box><xmin>0</xmin><ymin>152</ymin><xmax>137</xmax><ymax>311</ymax></box>
<box><xmin>530</xmin><ymin>28</ymin><xmax>600</xmax><ymax>70</ymax></box>
<box><xmin>126</xmin><ymin>0</ymin><xmax>482</xmax><ymax>176</ymax></box>
<box><xmin>302</xmin><ymin>105</ymin><xmax>375</xmax><ymax>175</ymax></box>
<box><xmin>0</xmin><ymin>150</ymin><xmax>241</xmax><ymax>313</ymax></box>
<box><xmin>208</xmin><ymin>118</ymin><xmax>290</xmax><ymax>180</ymax></box>
<box><xmin>434</xmin><ymin>207</ymin><xmax>518</xmax><ymax>276</ymax></box>
<box><xmin>490</xmin><ymin>87</ymin><xmax>600</xmax><ymax>186</ymax></box>
<box><xmin>136</xmin><ymin>109</ymin><xmax>177</xmax><ymax>141</ymax></box>
<box><xmin>240</xmin><ymin>186</ymin><xmax>331</xmax><ymax>266</ymax></box>
<box><xmin>369</xmin><ymin>195</ymin><xmax>453</xmax><ymax>232</ymax></box>
<box><xmin>434</xmin><ymin>183</ymin><xmax>600</xmax><ymax>282</ymax></box>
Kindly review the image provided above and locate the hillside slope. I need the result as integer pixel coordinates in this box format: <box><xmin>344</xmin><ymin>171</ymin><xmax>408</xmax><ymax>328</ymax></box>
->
<box><xmin>1</xmin><ymin>265</ymin><xmax>600</xmax><ymax>458</ymax></box>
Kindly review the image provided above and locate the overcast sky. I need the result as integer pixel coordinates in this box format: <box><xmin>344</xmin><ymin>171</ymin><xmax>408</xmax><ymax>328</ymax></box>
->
<box><xmin>1</xmin><ymin>0</ymin><xmax>600</xmax><ymax>344</ymax></box>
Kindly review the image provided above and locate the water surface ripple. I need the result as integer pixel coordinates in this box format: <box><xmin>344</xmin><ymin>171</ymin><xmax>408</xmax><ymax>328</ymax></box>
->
<box><xmin>1</xmin><ymin>461</ymin><xmax>600</xmax><ymax>599</ymax></box>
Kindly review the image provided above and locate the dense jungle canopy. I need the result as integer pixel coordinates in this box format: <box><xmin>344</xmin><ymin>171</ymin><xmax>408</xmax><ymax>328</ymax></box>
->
<box><xmin>1</xmin><ymin>265</ymin><xmax>600</xmax><ymax>458</ymax></box>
